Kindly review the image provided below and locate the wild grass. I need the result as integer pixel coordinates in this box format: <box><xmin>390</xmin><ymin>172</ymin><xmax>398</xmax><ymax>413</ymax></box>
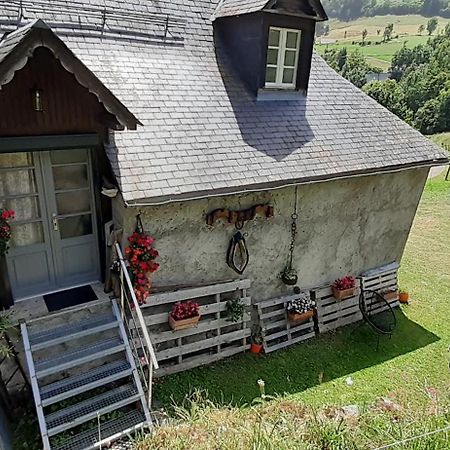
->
<box><xmin>135</xmin><ymin>388</ymin><xmax>449</xmax><ymax>449</ymax></box>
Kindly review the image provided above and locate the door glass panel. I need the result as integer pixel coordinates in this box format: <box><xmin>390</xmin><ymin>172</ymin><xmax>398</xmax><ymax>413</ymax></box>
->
<box><xmin>56</xmin><ymin>190</ymin><xmax>90</xmax><ymax>215</ymax></box>
<box><xmin>53</xmin><ymin>165</ymin><xmax>88</xmax><ymax>190</ymax></box>
<box><xmin>0</xmin><ymin>169</ymin><xmax>38</xmax><ymax>196</ymax></box>
<box><xmin>59</xmin><ymin>214</ymin><xmax>93</xmax><ymax>239</ymax></box>
<box><xmin>0</xmin><ymin>152</ymin><xmax>34</xmax><ymax>169</ymax></box>
<box><xmin>10</xmin><ymin>222</ymin><xmax>44</xmax><ymax>247</ymax></box>
<box><xmin>0</xmin><ymin>196</ymin><xmax>40</xmax><ymax>221</ymax></box>
<box><xmin>50</xmin><ymin>149</ymin><xmax>87</xmax><ymax>165</ymax></box>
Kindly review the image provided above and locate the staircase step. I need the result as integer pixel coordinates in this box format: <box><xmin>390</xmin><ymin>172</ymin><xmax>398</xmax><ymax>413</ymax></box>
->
<box><xmin>40</xmin><ymin>359</ymin><xmax>133</xmax><ymax>407</ymax></box>
<box><xmin>46</xmin><ymin>384</ymin><xmax>140</xmax><ymax>436</ymax></box>
<box><xmin>30</xmin><ymin>314</ymin><xmax>118</xmax><ymax>351</ymax></box>
<box><xmin>53</xmin><ymin>409</ymin><xmax>147</xmax><ymax>450</ymax></box>
<box><xmin>35</xmin><ymin>337</ymin><xmax>125</xmax><ymax>379</ymax></box>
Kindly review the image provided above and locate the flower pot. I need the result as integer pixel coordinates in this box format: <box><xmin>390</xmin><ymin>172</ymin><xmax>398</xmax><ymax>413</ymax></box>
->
<box><xmin>169</xmin><ymin>314</ymin><xmax>200</xmax><ymax>331</ymax></box>
<box><xmin>288</xmin><ymin>309</ymin><xmax>314</xmax><ymax>324</ymax></box>
<box><xmin>332</xmin><ymin>286</ymin><xmax>356</xmax><ymax>300</ymax></box>
<box><xmin>250</xmin><ymin>343</ymin><xmax>263</xmax><ymax>354</ymax></box>
<box><xmin>383</xmin><ymin>290</ymin><xmax>398</xmax><ymax>301</ymax></box>
<box><xmin>0</xmin><ymin>255</ymin><xmax>13</xmax><ymax>311</ymax></box>
<box><xmin>399</xmin><ymin>292</ymin><xmax>409</xmax><ymax>304</ymax></box>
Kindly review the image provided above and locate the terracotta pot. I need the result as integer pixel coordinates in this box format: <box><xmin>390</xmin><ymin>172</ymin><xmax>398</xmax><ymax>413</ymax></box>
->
<box><xmin>288</xmin><ymin>309</ymin><xmax>314</xmax><ymax>324</ymax></box>
<box><xmin>332</xmin><ymin>286</ymin><xmax>356</xmax><ymax>300</ymax></box>
<box><xmin>169</xmin><ymin>314</ymin><xmax>200</xmax><ymax>331</ymax></box>
<box><xmin>383</xmin><ymin>290</ymin><xmax>398</xmax><ymax>301</ymax></box>
<box><xmin>0</xmin><ymin>255</ymin><xmax>13</xmax><ymax>311</ymax></box>
<box><xmin>250</xmin><ymin>343</ymin><xmax>263</xmax><ymax>354</ymax></box>
<box><xmin>399</xmin><ymin>292</ymin><xmax>409</xmax><ymax>304</ymax></box>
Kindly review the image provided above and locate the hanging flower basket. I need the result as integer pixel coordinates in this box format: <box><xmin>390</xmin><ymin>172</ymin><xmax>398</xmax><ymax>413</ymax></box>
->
<box><xmin>0</xmin><ymin>209</ymin><xmax>15</xmax><ymax>310</ymax></box>
<box><xmin>332</xmin><ymin>276</ymin><xmax>356</xmax><ymax>300</ymax></box>
<box><xmin>169</xmin><ymin>301</ymin><xmax>200</xmax><ymax>331</ymax></box>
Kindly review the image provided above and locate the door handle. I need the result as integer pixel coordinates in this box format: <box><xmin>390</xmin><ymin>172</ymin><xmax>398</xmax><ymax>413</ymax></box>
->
<box><xmin>52</xmin><ymin>213</ymin><xmax>59</xmax><ymax>231</ymax></box>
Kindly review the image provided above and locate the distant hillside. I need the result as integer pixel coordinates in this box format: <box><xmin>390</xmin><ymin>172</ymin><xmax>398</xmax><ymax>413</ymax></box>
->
<box><xmin>322</xmin><ymin>0</ymin><xmax>450</xmax><ymax>21</ymax></box>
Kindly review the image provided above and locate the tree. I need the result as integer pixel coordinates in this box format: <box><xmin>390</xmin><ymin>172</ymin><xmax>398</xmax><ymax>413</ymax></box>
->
<box><xmin>341</xmin><ymin>50</ymin><xmax>369</xmax><ymax>88</ymax></box>
<box><xmin>383</xmin><ymin>23</ymin><xmax>394</xmax><ymax>42</ymax></box>
<box><xmin>377</xmin><ymin>29</ymin><xmax>381</xmax><ymax>36</ymax></box>
<box><xmin>363</xmin><ymin>79</ymin><xmax>412</xmax><ymax>121</ymax></box>
<box><xmin>316</xmin><ymin>22</ymin><xmax>330</xmax><ymax>38</ymax></box>
<box><xmin>390</xmin><ymin>44</ymin><xmax>431</xmax><ymax>81</ymax></box>
<box><xmin>362</xmin><ymin>28</ymin><xmax>368</xmax><ymax>44</ymax></box>
<box><xmin>427</xmin><ymin>17</ymin><xmax>438</xmax><ymax>35</ymax></box>
<box><xmin>418</xmin><ymin>24</ymin><xmax>425</xmax><ymax>35</ymax></box>
<box><xmin>414</xmin><ymin>98</ymin><xmax>442</xmax><ymax>134</ymax></box>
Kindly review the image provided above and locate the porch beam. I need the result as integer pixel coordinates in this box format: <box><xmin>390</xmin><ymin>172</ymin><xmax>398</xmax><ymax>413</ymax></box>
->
<box><xmin>0</xmin><ymin>134</ymin><xmax>100</xmax><ymax>153</ymax></box>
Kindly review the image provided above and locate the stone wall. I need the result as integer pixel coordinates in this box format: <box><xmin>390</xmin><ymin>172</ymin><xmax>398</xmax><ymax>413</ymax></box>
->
<box><xmin>113</xmin><ymin>168</ymin><xmax>428</xmax><ymax>302</ymax></box>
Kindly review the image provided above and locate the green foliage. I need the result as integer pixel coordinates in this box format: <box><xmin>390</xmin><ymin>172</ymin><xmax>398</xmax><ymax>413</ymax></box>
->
<box><xmin>383</xmin><ymin>23</ymin><xmax>394</xmax><ymax>41</ymax></box>
<box><xmin>225</xmin><ymin>298</ymin><xmax>245</xmax><ymax>322</ymax></box>
<box><xmin>363</xmin><ymin>79</ymin><xmax>412</xmax><ymax>120</ymax></box>
<box><xmin>0</xmin><ymin>313</ymin><xmax>11</xmax><ymax>357</ymax></box>
<box><xmin>321</xmin><ymin>1</ymin><xmax>450</xmax><ymax>20</ymax></box>
<box><xmin>427</xmin><ymin>17</ymin><xmax>439</xmax><ymax>34</ymax></box>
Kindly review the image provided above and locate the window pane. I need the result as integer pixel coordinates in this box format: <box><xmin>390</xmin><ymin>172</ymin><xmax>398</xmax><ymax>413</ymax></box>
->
<box><xmin>0</xmin><ymin>153</ymin><xmax>33</xmax><ymax>169</ymax></box>
<box><xmin>265</xmin><ymin>66</ymin><xmax>277</xmax><ymax>83</ymax></box>
<box><xmin>0</xmin><ymin>196</ymin><xmax>40</xmax><ymax>222</ymax></box>
<box><xmin>284</xmin><ymin>50</ymin><xmax>297</xmax><ymax>67</ymax></box>
<box><xmin>267</xmin><ymin>48</ymin><xmax>278</xmax><ymax>65</ymax></box>
<box><xmin>282</xmin><ymin>68</ymin><xmax>295</xmax><ymax>84</ymax></box>
<box><xmin>10</xmin><ymin>222</ymin><xmax>44</xmax><ymax>247</ymax></box>
<box><xmin>56</xmin><ymin>190</ymin><xmax>91</xmax><ymax>215</ymax></box>
<box><xmin>51</xmin><ymin>149</ymin><xmax>87</xmax><ymax>165</ymax></box>
<box><xmin>268</xmin><ymin>29</ymin><xmax>280</xmax><ymax>47</ymax></box>
<box><xmin>59</xmin><ymin>214</ymin><xmax>93</xmax><ymax>239</ymax></box>
<box><xmin>53</xmin><ymin>165</ymin><xmax>88</xmax><ymax>190</ymax></box>
<box><xmin>0</xmin><ymin>169</ymin><xmax>37</xmax><ymax>196</ymax></box>
<box><xmin>286</xmin><ymin>31</ymin><xmax>299</xmax><ymax>49</ymax></box>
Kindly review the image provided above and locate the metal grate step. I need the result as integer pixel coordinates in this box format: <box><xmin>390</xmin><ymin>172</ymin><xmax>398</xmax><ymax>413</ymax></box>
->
<box><xmin>40</xmin><ymin>359</ymin><xmax>133</xmax><ymax>407</ymax></box>
<box><xmin>46</xmin><ymin>384</ymin><xmax>140</xmax><ymax>436</ymax></box>
<box><xmin>35</xmin><ymin>337</ymin><xmax>125</xmax><ymax>379</ymax></box>
<box><xmin>30</xmin><ymin>314</ymin><xmax>118</xmax><ymax>351</ymax></box>
<box><xmin>53</xmin><ymin>409</ymin><xmax>148</xmax><ymax>450</ymax></box>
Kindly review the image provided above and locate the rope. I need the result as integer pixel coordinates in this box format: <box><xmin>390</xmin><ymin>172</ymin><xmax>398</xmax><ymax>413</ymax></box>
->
<box><xmin>372</xmin><ymin>424</ymin><xmax>450</xmax><ymax>450</ymax></box>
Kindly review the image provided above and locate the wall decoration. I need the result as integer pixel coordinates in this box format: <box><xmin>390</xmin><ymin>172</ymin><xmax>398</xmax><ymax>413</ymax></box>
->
<box><xmin>206</xmin><ymin>204</ymin><xmax>273</xmax><ymax>227</ymax></box>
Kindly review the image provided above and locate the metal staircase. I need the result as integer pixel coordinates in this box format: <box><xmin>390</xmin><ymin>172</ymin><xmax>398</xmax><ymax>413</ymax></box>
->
<box><xmin>20</xmin><ymin>298</ymin><xmax>153</xmax><ymax>450</ymax></box>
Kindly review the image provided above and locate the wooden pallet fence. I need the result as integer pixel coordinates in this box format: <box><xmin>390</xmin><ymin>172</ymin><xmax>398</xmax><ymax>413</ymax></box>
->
<box><xmin>139</xmin><ymin>279</ymin><xmax>252</xmax><ymax>376</ymax></box>
<box><xmin>361</xmin><ymin>262</ymin><xmax>400</xmax><ymax>314</ymax></box>
<box><xmin>312</xmin><ymin>282</ymin><xmax>362</xmax><ymax>333</ymax></box>
<box><xmin>256</xmin><ymin>293</ymin><xmax>315</xmax><ymax>353</ymax></box>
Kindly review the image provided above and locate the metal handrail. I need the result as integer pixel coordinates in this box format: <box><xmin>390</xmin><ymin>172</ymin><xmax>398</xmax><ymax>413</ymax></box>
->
<box><xmin>115</xmin><ymin>243</ymin><xmax>158</xmax><ymax>368</ymax></box>
<box><xmin>114</xmin><ymin>243</ymin><xmax>159</xmax><ymax>407</ymax></box>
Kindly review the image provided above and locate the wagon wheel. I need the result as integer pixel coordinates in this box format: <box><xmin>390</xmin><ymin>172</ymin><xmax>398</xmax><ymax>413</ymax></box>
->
<box><xmin>359</xmin><ymin>289</ymin><xmax>397</xmax><ymax>337</ymax></box>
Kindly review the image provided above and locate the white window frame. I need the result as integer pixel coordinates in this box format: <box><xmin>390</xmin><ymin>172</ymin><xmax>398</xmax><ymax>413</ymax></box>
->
<box><xmin>265</xmin><ymin>27</ymin><xmax>301</xmax><ymax>89</ymax></box>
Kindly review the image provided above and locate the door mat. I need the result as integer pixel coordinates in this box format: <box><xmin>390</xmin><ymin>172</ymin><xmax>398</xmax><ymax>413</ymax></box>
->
<box><xmin>44</xmin><ymin>285</ymin><xmax>98</xmax><ymax>312</ymax></box>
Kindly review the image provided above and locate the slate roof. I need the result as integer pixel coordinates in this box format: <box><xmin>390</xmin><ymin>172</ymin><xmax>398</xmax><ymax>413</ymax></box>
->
<box><xmin>211</xmin><ymin>0</ymin><xmax>328</xmax><ymax>21</ymax></box>
<box><xmin>0</xmin><ymin>0</ymin><xmax>448</xmax><ymax>205</ymax></box>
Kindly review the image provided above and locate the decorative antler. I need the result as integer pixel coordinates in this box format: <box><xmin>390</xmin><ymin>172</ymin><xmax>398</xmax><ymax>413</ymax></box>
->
<box><xmin>206</xmin><ymin>204</ymin><xmax>274</xmax><ymax>227</ymax></box>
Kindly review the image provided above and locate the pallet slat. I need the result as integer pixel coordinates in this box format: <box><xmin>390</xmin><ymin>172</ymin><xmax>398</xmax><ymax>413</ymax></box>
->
<box><xmin>256</xmin><ymin>293</ymin><xmax>316</xmax><ymax>353</ymax></box>
<box><xmin>139</xmin><ymin>280</ymin><xmax>252</xmax><ymax>376</ymax></box>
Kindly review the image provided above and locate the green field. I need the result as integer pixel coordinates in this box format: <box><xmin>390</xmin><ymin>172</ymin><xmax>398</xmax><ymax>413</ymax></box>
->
<box><xmin>315</xmin><ymin>15</ymin><xmax>450</xmax><ymax>70</ymax></box>
<box><xmin>431</xmin><ymin>132</ymin><xmax>450</xmax><ymax>150</ymax></box>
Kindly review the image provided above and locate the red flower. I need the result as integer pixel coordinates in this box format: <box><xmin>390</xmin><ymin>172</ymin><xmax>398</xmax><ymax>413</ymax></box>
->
<box><xmin>125</xmin><ymin>229</ymin><xmax>159</xmax><ymax>305</ymax></box>
<box><xmin>332</xmin><ymin>276</ymin><xmax>356</xmax><ymax>291</ymax></box>
<box><xmin>170</xmin><ymin>301</ymin><xmax>200</xmax><ymax>321</ymax></box>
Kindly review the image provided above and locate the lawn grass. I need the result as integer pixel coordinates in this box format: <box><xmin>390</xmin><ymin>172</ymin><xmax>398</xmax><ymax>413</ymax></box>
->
<box><xmin>155</xmin><ymin>174</ymin><xmax>450</xmax><ymax>411</ymax></box>
<box><xmin>431</xmin><ymin>132</ymin><xmax>450</xmax><ymax>150</ymax></box>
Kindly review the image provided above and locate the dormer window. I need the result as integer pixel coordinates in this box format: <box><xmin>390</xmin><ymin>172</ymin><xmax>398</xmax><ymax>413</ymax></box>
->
<box><xmin>265</xmin><ymin>27</ymin><xmax>301</xmax><ymax>89</ymax></box>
